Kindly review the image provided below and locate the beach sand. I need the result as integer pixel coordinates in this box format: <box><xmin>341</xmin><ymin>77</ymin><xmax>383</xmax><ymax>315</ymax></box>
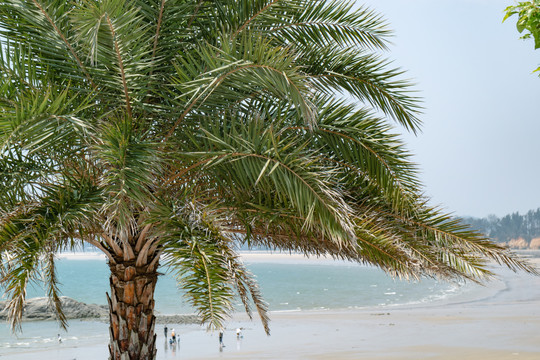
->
<box><xmin>3</xmin><ymin>253</ymin><xmax>540</xmax><ymax>359</ymax></box>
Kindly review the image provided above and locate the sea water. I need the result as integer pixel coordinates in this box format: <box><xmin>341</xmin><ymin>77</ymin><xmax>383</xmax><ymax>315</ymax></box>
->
<box><xmin>0</xmin><ymin>256</ymin><xmax>477</xmax><ymax>355</ymax></box>
<box><xmin>14</xmin><ymin>257</ymin><xmax>466</xmax><ymax>313</ymax></box>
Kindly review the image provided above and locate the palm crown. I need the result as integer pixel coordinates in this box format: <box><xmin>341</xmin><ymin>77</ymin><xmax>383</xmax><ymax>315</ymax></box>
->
<box><xmin>0</xmin><ymin>1</ymin><xmax>535</xmax><ymax>359</ymax></box>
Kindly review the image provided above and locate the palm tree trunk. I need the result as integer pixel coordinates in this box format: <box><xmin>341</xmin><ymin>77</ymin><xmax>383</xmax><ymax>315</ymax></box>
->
<box><xmin>107</xmin><ymin>259</ymin><xmax>159</xmax><ymax>360</ymax></box>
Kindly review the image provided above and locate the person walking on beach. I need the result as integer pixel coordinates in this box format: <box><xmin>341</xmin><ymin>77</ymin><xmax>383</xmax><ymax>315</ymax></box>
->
<box><xmin>57</xmin><ymin>334</ymin><xmax>62</xmax><ymax>344</ymax></box>
<box><xmin>236</xmin><ymin>328</ymin><xmax>242</xmax><ymax>339</ymax></box>
<box><xmin>219</xmin><ymin>329</ymin><xmax>225</xmax><ymax>348</ymax></box>
<box><xmin>164</xmin><ymin>324</ymin><xmax>168</xmax><ymax>338</ymax></box>
<box><xmin>171</xmin><ymin>328</ymin><xmax>176</xmax><ymax>343</ymax></box>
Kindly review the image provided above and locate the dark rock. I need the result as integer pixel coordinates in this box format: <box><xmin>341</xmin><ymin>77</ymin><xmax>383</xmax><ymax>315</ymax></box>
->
<box><xmin>0</xmin><ymin>296</ymin><xmax>107</xmax><ymax>321</ymax></box>
<box><xmin>0</xmin><ymin>296</ymin><xmax>201</xmax><ymax>325</ymax></box>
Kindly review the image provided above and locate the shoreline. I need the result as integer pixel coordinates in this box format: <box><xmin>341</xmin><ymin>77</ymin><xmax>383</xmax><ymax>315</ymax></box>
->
<box><xmin>56</xmin><ymin>249</ymin><xmax>540</xmax><ymax>262</ymax></box>
<box><xmin>5</xmin><ymin>289</ymin><xmax>540</xmax><ymax>360</ymax></box>
<box><xmin>54</xmin><ymin>250</ymin><xmax>339</xmax><ymax>263</ymax></box>
<box><xmin>3</xmin><ymin>256</ymin><xmax>538</xmax><ymax>359</ymax></box>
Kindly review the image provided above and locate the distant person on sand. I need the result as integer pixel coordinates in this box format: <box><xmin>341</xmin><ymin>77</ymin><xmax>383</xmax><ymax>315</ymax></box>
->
<box><xmin>164</xmin><ymin>324</ymin><xmax>168</xmax><ymax>338</ymax></box>
<box><xmin>171</xmin><ymin>328</ymin><xmax>176</xmax><ymax>342</ymax></box>
<box><xmin>236</xmin><ymin>328</ymin><xmax>242</xmax><ymax>339</ymax></box>
<box><xmin>219</xmin><ymin>329</ymin><xmax>225</xmax><ymax>347</ymax></box>
<box><xmin>57</xmin><ymin>334</ymin><xmax>62</xmax><ymax>343</ymax></box>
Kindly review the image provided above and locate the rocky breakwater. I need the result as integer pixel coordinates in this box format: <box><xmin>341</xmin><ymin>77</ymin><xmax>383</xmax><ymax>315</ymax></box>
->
<box><xmin>0</xmin><ymin>296</ymin><xmax>107</xmax><ymax>321</ymax></box>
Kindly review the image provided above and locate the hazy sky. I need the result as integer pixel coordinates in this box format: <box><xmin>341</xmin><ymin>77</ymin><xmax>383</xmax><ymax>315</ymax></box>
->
<box><xmin>355</xmin><ymin>0</ymin><xmax>540</xmax><ymax>218</ymax></box>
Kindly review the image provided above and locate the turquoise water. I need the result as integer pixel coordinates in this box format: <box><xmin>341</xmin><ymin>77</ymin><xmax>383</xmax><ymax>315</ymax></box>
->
<box><xmin>20</xmin><ymin>258</ymin><xmax>463</xmax><ymax>314</ymax></box>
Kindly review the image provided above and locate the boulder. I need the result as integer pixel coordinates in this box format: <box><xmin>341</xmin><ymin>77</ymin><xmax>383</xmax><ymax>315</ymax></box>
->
<box><xmin>0</xmin><ymin>296</ymin><xmax>107</xmax><ymax>321</ymax></box>
<box><xmin>0</xmin><ymin>296</ymin><xmax>201</xmax><ymax>324</ymax></box>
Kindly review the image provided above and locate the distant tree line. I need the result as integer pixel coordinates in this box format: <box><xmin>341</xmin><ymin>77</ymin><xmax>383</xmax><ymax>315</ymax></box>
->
<box><xmin>463</xmin><ymin>208</ymin><xmax>540</xmax><ymax>244</ymax></box>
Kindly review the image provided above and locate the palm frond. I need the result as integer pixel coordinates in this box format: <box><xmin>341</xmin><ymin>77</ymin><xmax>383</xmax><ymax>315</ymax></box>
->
<box><xmin>0</xmin><ymin>85</ymin><xmax>93</xmax><ymax>156</ymax></box>
<box><xmin>43</xmin><ymin>252</ymin><xmax>67</xmax><ymax>329</ymax></box>
<box><xmin>168</xmin><ymin>34</ymin><xmax>317</xmax><ymax>137</ymax></box>
<box><xmin>0</xmin><ymin>247</ymin><xmax>40</xmax><ymax>331</ymax></box>
<box><xmin>0</xmin><ymin>0</ymin><xmax>96</xmax><ymax>87</ymax></box>
<box><xmin>94</xmin><ymin>116</ymin><xmax>160</xmax><ymax>231</ymax></box>
<box><xmin>302</xmin><ymin>46</ymin><xmax>422</xmax><ymax>133</ymax></box>
<box><xmin>212</xmin><ymin>240</ymin><xmax>270</xmax><ymax>335</ymax></box>
<box><xmin>0</xmin><ymin>208</ymin><xmax>58</xmax><ymax>330</ymax></box>
<box><xmin>151</xmin><ymin>199</ymin><xmax>270</xmax><ymax>333</ymax></box>
<box><xmin>406</xmin><ymin>206</ymin><xmax>539</xmax><ymax>276</ymax></box>
<box><xmin>265</xmin><ymin>1</ymin><xmax>392</xmax><ymax>50</ymax></box>
<box><xmin>70</xmin><ymin>0</ymin><xmax>154</xmax><ymax>107</ymax></box>
<box><xmin>306</xmin><ymin>97</ymin><xmax>420</xmax><ymax>211</ymax></box>
<box><xmin>156</xmin><ymin>205</ymin><xmax>235</xmax><ymax>332</ymax></box>
<box><xmin>0</xmin><ymin>165</ymin><xmax>104</xmax><ymax>330</ymax></box>
<box><xmin>173</xmin><ymin>111</ymin><xmax>356</xmax><ymax>245</ymax></box>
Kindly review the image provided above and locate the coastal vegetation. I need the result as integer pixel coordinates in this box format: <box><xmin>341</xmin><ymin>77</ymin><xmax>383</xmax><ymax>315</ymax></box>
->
<box><xmin>0</xmin><ymin>1</ymin><xmax>536</xmax><ymax>359</ymax></box>
<box><xmin>464</xmin><ymin>208</ymin><xmax>540</xmax><ymax>249</ymax></box>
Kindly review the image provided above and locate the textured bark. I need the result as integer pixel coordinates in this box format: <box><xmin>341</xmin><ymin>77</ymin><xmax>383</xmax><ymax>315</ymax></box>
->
<box><xmin>107</xmin><ymin>258</ymin><xmax>159</xmax><ymax>360</ymax></box>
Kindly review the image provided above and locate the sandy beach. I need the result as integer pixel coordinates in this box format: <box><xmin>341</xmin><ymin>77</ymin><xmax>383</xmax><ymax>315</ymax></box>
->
<box><xmin>3</xmin><ymin>253</ymin><xmax>540</xmax><ymax>359</ymax></box>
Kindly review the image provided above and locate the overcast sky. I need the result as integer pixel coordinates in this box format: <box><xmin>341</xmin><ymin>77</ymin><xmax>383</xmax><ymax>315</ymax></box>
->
<box><xmin>355</xmin><ymin>0</ymin><xmax>540</xmax><ymax>218</ymax></box>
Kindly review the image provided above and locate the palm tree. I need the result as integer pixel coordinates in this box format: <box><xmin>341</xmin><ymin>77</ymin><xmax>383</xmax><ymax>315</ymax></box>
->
<box><xmin>0</xmin><ymin>1</ymin><xmax>535</xmax><ymax>359</ymax></box>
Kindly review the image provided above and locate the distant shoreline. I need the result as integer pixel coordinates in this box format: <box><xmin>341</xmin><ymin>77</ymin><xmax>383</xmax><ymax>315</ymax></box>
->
<box><xmin>56</xmin><ymin>252</ymin><xmax>107</xmax><ymax>260</ymax></box>
<box><xmin>55</xmin><ymin>250</ymin><xmax>352</xmax><ymax>264</ymax></box>
<box><xmin>56</xmin><ymin>248</ymin><xmax>540</xmax><ymax>264</ymax></box>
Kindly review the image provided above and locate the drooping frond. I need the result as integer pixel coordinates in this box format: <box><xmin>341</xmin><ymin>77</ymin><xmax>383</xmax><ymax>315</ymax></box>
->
<box><xmin>43</xmin><ymin>252</ymin><xmax>67</xmax><ymax>328</ymax></box>
<box><xmin>154</xmin><ymin>201</ymin><xmax>269</xmax><ymax>333</ymax></box>
<box><xmin>171</xmin><ymin>110</ymin><xmax>356</xmax><ymax>246</ymax></box>
<box><xmin>301</xmin><ymin>47</ymin><xmax>422</xmax><ymax>133</ymax></box>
